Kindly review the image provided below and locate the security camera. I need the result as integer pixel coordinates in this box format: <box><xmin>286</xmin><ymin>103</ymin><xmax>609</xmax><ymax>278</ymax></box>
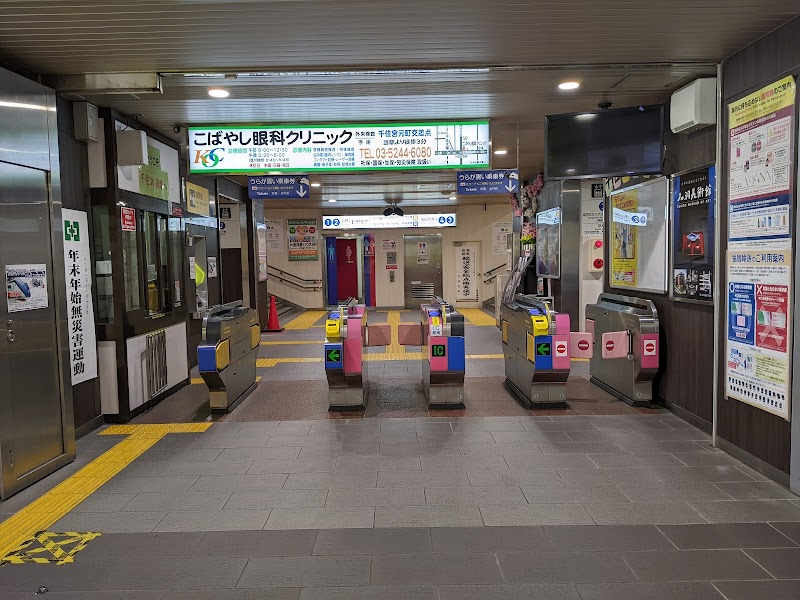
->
<box><xmin>598</xmin><ymin>101</ymin><xmax>612</xmax><ymax>110</ymax></box>
<box><xmin>173</xmin><ymin>125</ymin><xmax>182</xmax><ymax>134</ymax></box>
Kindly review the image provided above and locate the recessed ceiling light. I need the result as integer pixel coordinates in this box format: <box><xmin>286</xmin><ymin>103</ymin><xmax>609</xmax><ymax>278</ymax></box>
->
<box><xmin>310</xmin><ymin>182</ymin><xmax>321</xmax><ymax>188</ymax></box>
<box><xmin>558</xmin><ymin>81</ymin><xmax>580</xmax><ymax>91</ymax></box>
<box><xmin>208</xmin><ymin>88</ymin><xmax>229</xmax><ymax>98</ymax></box>
<box><xmin>493</xmin><ymin>149</ymin><xmax>508</xmax><ymax>155</ymax></box>
<box><xmin>328</xmin><ymin>198</ymin><xmax>337</xmax><ymax>203</ymax></box>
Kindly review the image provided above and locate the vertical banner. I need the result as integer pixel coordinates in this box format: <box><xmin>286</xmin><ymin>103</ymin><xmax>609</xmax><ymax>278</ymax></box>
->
<box><xmin>185</xmin><ymin>181</ymin><xmax>210</xmax><ymax>216</ymax></box>
<box><xmin>287</xmin><ymin>219</ymin><xmax>318</xmax><ymax>261</ymax></box>
<box><xmin>265</xmin><ymin>219</ymin><xmax>283</xmax><ymax>251</ymax></box>
<box><xmin>726</xmin><ymin>76</ymin><xmax>795</xmax><ymax>420</ymax></box>
<box><xmin>325</xmin><ymin>237</ymin><xmax>338</xmax><ymax>306</ymax></box>
<box><xmin>62</xmin><ymin>209</ymin><xmax>98</xmax><ymax>384</ymax></box>
<box><xmin>455</xmin><ymin>243</ymin><xmax>479</xmax><ymax>302</ymax></box>
<box><xmin>363</xmin><ymin>234</ymin><xmax>376</xmax><ymax>306</ymax></box>
<box><xmin>610</xmin><ymin>190</ymin><xmax>639</xmax><ymax>287</ymax></box>
<box><xmin>256</xmin><ymin>223</ymin><xmax>268</xmax><ymax>282</ymax></box>
<box><xmin>672</xmin><ymin>167</ymin><xmax>715</xmax><ymax>302</ymax></box>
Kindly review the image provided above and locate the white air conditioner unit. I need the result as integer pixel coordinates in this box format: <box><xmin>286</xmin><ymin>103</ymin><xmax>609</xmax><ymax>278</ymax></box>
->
<box><xmin>670</xmin><ymin>78</ymin><xmax>717</xmax><ymax>134</ymax></box>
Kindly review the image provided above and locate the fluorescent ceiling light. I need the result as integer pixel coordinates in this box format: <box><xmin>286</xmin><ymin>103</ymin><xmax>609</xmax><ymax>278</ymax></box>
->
<box><xmin>576</xmin><ymin>113</ymin><xmax>595</xmax><ymax>120</ymax></box>
<box><xmin>566</xmin><ymin>168</ymin><xmax>576</xmax><ymax>173</ymax></box>
<box><xmin>208</xmin><ymin>88</ymin><xmax>230</xmax><ymax>98</ymax></box>
<box><xmin>449</xmin><ymin>196</ymin><xmax>458</xmax><ymax>200</ymax></box>
<box><xmin>311</xmin><ymin>182</ymin><xmax>321</xmax><ymax>188</ymax></box>
<box><xmin>0</xmin><ymin>100</ymin><xmax>55</xmax><ymax>112</ymax></box>
<box><xmin>493</xmin><ymin>149</ymin><xmax>508</xmax><ymax>155</ymax></box>
<box><xmin>328</xmin><ymin>199</ymin><xmax>337</xmax><ymax>203</ymax></box>
<box><xmin>558</xmin><ymin>81</ymin><xmax>580</xmax><ymax>90</ymax></box>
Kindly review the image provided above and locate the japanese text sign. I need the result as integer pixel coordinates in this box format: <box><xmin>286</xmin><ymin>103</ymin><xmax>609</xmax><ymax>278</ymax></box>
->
<box><xmin>457</xmin><ymin>169</ymin><xmax>518</xmax><ymax>195</ymax></box>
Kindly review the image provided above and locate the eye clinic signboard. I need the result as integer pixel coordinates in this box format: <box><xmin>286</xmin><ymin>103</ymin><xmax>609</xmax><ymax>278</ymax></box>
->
<box><xmin>189</xmin><ymin>122</ymin><xmax>490</xmax><ymax>174</ymax></box>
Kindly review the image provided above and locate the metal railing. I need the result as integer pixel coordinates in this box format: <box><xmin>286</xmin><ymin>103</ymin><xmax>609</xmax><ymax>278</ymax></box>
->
<box><xmin>483</xmin><ymin>263</ymin><xmax>508</xmax><ymax>285</ymax></box>
<box><xmin>267</xmin><ymin>266</ymin><xmax>323</xmax><ymax>291</ymax></box>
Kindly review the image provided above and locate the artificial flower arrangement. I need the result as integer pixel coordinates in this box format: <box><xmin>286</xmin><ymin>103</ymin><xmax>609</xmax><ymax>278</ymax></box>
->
<box><xmin>510</xmin><ymin>172</ymin><xmax>544</xmax><ymax>219</ymax></box>
<box><xmin>520</xmin><ymin>221</ymin><xmax>536</xmax><ymax>244</ymax></box>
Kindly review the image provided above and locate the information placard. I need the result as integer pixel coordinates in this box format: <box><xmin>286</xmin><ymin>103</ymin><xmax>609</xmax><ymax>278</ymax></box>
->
<box><xmin>536</xmin><ymin>208</ymin><xmax>561</xmax><ymax>279</ymax></box>
<box><xmin>189</xmin><ymin>122</ymin><xmax>490</xmax><ymax>174</ymax></box>
<box><xmin>287</xmin><ymin>219</ymin><xmax>318</xmax><ymax>261</ymax></box>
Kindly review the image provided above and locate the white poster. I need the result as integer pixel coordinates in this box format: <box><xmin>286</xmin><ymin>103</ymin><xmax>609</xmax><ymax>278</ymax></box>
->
<box><xmin>207</xmin><ymin>256</ymin><xmax>218</xmax><ymax>278</ymax></box>
<box><xmin>382</xmin><ymin>239</ymin><xmax>397</xmax><ymax>251</ymax></box>
<box><xmin>6</xmin><ymin>264</ymin><xmax>48</xmax><ymax>313</ymax></box>
<box><xmin>492</xmin><ymin>222</ymin><xmax>512</xmax><ymax>255</ymax></box>
<box><xmin>725</xmin><ymin>250</ymin><xmax>792</xmax><ymax>419</ymax></box>
<box><xmin>62</xmin><ymin>209</ymin><xmax>98</xmax><ymax>384</ymax></box>
<box><xmin>417</xmin><ymin>241</ymin><xmax>429</xmax><ymax>264</ymax></box>
<box><xmin>455</xmin><ymin>243</ymin><xmax>479</xmax><ymax>302</ymax></box>
<box><xmin>265</xmin><ymin>219</ymin><xmax>283</xmax><ymax>251</ymax></box>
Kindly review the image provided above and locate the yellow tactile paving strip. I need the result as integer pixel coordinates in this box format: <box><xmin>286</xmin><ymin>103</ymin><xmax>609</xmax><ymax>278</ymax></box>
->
<box><xmin>283</xmin><ymin>310</ymin><xmax>327</xmax><ymax>330</ymax></box>
<box><xmin>261</xmin><ymin>340</ymin><xmax>324</xmax><ymax>345</ymax></box>
<box><xmin>0</xmin><ymin>423</ymin><xmax>211</xmax><ymax>562</ymax></box>
<box><xmin>459</xmin><ymin>308</ymin><xmax>497</xmax><ymax>326</ymax></box>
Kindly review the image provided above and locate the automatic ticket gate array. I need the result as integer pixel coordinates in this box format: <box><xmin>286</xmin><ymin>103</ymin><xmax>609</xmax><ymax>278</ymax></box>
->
<box><xmin>325</xmin><ymin>299</ymin><xmax>368</xmax><ymax>410</ymax></box>
<box><xmin>198</xmin><ymin>302</ymin><xmax>260</xmax><ymax>413</ymax></box>
<box><xmin>421</xmin><ymin>296</ymin><xmax>466</xmax><ymax>407</ymax></box>
<box><xmin>501</xmin><ymin>295</ymin><xmax>593</xmax><ymax>407</ymax></box>
<box><xmin>585</xmin><ymin>293</ymin><xmax>660</xmax><ymax>406</ymax></box>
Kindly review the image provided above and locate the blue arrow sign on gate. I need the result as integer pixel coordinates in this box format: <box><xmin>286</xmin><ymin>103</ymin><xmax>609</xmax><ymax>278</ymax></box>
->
<box><xmin>456</xmin><ymin>169</ymin><xmax>519</xmax><ymax>195</ymax></box>
<box><xmin>248</xmin><ymin>175</ymin><xmax>311</xmax><ymax>199</ymax></box>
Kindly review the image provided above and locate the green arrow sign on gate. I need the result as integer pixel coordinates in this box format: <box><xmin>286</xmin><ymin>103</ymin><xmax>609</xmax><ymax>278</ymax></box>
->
<box><xmin>536</xmin><ymin>342</ymin><xmax>551</xmax><ymax>356</ymax></box>
<box><xmin>327</xmin><ymin>348</ymin><xmax>341</xmax><ymax>363</ymax></box>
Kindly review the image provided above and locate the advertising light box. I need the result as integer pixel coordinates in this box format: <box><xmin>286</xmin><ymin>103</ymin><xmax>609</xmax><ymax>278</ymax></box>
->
<box><xmin>189</xmin><ymin>122</ymin><xmax>490</xmax><ymax>174</ymax></box>
<box><xmin>322</xmin><ymin>214</ymin><xmax>457</xmax><ymax>230</ymax></box>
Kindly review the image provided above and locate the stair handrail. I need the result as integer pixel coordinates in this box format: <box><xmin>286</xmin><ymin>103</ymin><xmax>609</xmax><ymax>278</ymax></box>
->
<box><xmin>268</xmin><ymin>265</ymin><xmax>322</xmax><ymax>285</ymax></box>
<box><xmin>267</xmin><ymin>266</ymin><xmax>323</xmax><ymax>291</ymax></box>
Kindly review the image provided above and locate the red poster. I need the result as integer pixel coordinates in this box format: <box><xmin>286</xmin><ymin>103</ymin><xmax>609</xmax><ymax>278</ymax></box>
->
<box><xmin>121</xmin><ymin>207</ymin><xmax>136</xmax><ymax>231</ymax></box>
<box><xmin>755</xmin><ymin>284</ymin><xmax>789</xmax><ymax>352</ymax></box>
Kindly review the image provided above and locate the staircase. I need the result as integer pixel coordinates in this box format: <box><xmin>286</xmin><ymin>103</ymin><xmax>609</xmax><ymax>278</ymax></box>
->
<box><xmin>272</xmin><ymin>297</ymin><xmax>297</xmax><ymax>319</ymax></box>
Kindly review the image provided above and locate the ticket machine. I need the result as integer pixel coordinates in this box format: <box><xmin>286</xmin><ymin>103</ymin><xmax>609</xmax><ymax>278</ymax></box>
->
<box><xmin>325</xmin><ymin>298</ymin><xmax>368</xmax><ymax>410</ymax></box>
<box><xmin>420</xmin><ymin>296</ymin><xmax>466</xmax><ymax>407</ymax></box>
<box><xmin>501</xmin><ymin>294</ymin><xmax>577</xmax><ymax>407</ymax></box>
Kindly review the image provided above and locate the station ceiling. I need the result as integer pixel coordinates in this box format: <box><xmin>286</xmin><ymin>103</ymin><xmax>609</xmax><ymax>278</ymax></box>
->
<box><xmin>1</xmin><ymin>1</ymin><xmax>798</xmax><ymax>208</ymax></box>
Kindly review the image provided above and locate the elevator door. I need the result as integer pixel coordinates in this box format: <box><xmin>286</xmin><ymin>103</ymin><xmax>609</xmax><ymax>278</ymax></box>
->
<box><xmin>336</xmin><ymin>238</ymin><xmax>359</xmax><ymax>301</ymax></box>
<box><xmin>403</xmin><ymin>234</ymin><xmax>443</xmax><ymax>308</ymax></box>
<box><xmin>0</xmin><ymin>162</ymin><xmax>65</xmax><ymax>490</ymax></box>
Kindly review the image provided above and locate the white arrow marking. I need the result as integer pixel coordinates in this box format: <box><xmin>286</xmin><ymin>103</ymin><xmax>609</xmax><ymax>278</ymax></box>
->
<box><xmin>297</xmin><ymin>185</ymin><xmax>307</xmax><ymax>197</ymax></box>
<box><xmin>504</xmin><ymin>182</ymin><xmax>517</xmax><ymax>192</ymax></box>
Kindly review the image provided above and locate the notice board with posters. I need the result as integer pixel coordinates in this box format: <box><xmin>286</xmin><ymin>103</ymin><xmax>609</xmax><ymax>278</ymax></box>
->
<box><xmin>287</xmin><ymin>219</ymin><xmax>318</xmax><ymax>261</ymax></box>
<box><xmin>608</xmin><ymin>177</ymin><xmax>669</xmax><ymax>294</ymax></box>
<box><xmin>725</xmin><ymin>76</ymin><xmax>795</xmax><ymax>420</ymax></box>
<box><xmin>671</xmin><ymin>166</ymin><xmax>716</xmax><ymax>303</ymax></box>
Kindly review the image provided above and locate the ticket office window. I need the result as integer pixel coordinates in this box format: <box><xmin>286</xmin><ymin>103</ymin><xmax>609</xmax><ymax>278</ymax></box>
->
<box><xmin>125</xmin><ymin>210</ymin><xmax>183</xmax><ymax>319</ymax></box>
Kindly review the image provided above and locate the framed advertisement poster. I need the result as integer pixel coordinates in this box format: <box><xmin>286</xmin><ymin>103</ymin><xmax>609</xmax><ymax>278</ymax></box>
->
<box><xmin>670</xmin><ymin>166</ymin><xmax>715</xmax><ymax>304</ymax></box>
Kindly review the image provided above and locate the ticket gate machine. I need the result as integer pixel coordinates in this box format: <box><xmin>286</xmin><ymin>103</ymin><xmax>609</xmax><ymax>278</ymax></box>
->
<box><xmin>501</xmin><ymin>295</ymin><xmax>575</xmax><ymax>407</ymax></box>
<box><xmin>421</xmin><ymin>296</ymin><xmax>466</xmax><ymax>407</ymax></box>
<box><xmin>325</xmin><ymin>299</ymin><xmax>368</xmax><ymax>410</ymax></box>
<box><xmin>197</xmin><ymin>302</ymin><xmax>260</xmax><ymax>413</ymax></box>
<box><xmin>585</xmin><ymin>293</ymin><xmax>660</xmax><ymax>406</ymax></box>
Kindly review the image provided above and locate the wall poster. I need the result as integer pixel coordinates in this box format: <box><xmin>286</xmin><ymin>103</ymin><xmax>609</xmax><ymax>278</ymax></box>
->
<box><xmin>287</xmin><ymin>219</ymin><xmax>318</xmax><ymax>261</ymax></box>
<box><xmin>6</xmin><ymin>264</ymin><xmax>48</xmax><ymax>313</ymax></box>
<box><xmin>62</xmin><ymin>209</ymin><xmax>98</xmax><ymax>384</ymax></box>
<box><xmin>536</xmin><ymin>207</ymin><xmax>561</xmax><ymax>278</ymax></box>
<box><xmin>265</xmin><ymin>219</ymin><xmax>283</xmax><ymax>251</ymax></box>
<box><xmin>725</xmin><ymin>76</ymin><xmax>795</xmax><ymax>420</ymax></box>
<box><xmin>492</xmin><ymin>222</ymin><xmax>512</xmax><ymax>255</ymax></box>
<box><xmin>455</xmin><ymin>242</ymin><xmax>479</xmax><ymax>302</ymax></box>
<box><xmin>610</xmin><ymin>189</ymin><xmax>639</xmax><ymax>287</ymax></box>
<box><xmin>671</xmin><ymin>166</ymin><xmax>715</xmax><ymax>303</ymax></box>
<box><xmin>186</xmin><ymin>181</ymin><xmax>210</xmax><ymax>217</ymax></box>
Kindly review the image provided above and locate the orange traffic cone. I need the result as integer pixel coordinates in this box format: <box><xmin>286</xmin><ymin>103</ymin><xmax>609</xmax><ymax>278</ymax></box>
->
<box><xmin>264</xmin><ymin>295</ymin><xmax>284</xmax><ymax>332</ymax></box>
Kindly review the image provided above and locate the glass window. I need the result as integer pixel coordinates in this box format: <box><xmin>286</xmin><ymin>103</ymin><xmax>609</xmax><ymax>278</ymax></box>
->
<box><xmin>142</xmin><ymin>211</ymin><xmax>174</xmax><ymax>316</ymax></box>
<box><xmin>122</xmin><ymin>223</ymin><xmax>141</xmax><ymax>313</ymax></box>
<box><xmin>92</xmin><ymin>206</ymin><xmax>114</xmax><ymax>324</ymax></box>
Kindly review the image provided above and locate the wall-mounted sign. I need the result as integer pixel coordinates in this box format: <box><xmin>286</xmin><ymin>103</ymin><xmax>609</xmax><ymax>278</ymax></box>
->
<box><xmin>672</xmin><ymin>167</ymin><xmax>715</xmax><ymax>303</ymax></box>
<box><xmin>492</xmin><ymin>222</ymin><xmax>512</xmax><ymax>255</ymax></box>
<box><xmin>725</xmin><ymin>76</ymin><xmax>795</xmax><ymax>420</ymax></box>
<box><xmin>189</xmin><ymin>121</ymin><xmax>490</xmax><ymax>174</ymax></box>
<box><xmin>248</xmin><ymin>175</ymin><xmax>310</xmax><ymax>199</ymax></box>
<box><xmin>265</xmin><ymin>219</ymin><xmax>283</xmax><ymax>251</ymax></box>
<box><xmin>121</xmin><ymin>206</ymin><xmax>136</xmax><ymax>231</ymax></box>
<box><xmin>455</xmin><ymin>242</ymin><xmax>479</xmax><ymax>302</ymax></box>
<box><xmin>287</xmin><ymin>219</ymin><xmax>318</xmax><ymax>261</ymax></box>
<box><xmin>457</xmin><ymin>169</ymin><xmax>518</xmax><ymax>195</ymax></box>
<box><xmin>536</xmin><ymin>207</ymin><xmax>561</xmax><ymax>279</ymax></box>
<box><xmin>322</xmin><ymin>213</ymin><xmax>456</xmax><ymax>230</ymax></box>
<box><xmin>591</xmin><ymin>183</ymin><xmax>604</xmax><ymax>198</ymax></box>
<box><xmin>186</xmin><ymin>181</ymin><xmax>210</xmax><ymax>216</ymax></box>
<box><xmin>382</xmin><ymin>239</ymin><xmax>397</xmax><ymax>251</ymax></box>
<box><xmin>256</xmin><ymin>224</ymin><xmax>268</xmax><ymax>281</ymax></box>
<box><xmin>6</xmin><ymin>264</ymin><xmax>48</xmax><ymax>313</ymax></box>
<box><xmin>62</xmin><ymin>209</ymin><xmax>98</xmax><ymax>384</ymax></box>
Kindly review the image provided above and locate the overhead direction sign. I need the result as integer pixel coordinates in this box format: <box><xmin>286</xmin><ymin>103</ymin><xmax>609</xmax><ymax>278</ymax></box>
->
<box><xmin>457</xmin><ymin>169</ymin><xmax>519</xmax><ymax>195</ymax></box>
<box><xmin>248</xmin><ymin>175</ymin><xmax>310</xmax><ymax>199</ymax></box>
<box><xmin>189</xmin><ymin>121</ymin><xmax>490</xmax><ymax>174</ymax></box>
<box><xmin>322</xmin><ymin>213</ymin><xmax>456</xmax><ymax>230</ymax></box>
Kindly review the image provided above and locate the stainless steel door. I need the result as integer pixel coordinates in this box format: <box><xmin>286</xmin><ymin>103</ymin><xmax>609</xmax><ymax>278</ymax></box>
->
<box><xmin>0</xmin><ymin>161</ymin><xmax>65</xmax><ymax>489</ymax></box>
<box><xmin>403</xmin><ymin>234</ymin><xmax>443</xmax><ymax>308</ymax></box>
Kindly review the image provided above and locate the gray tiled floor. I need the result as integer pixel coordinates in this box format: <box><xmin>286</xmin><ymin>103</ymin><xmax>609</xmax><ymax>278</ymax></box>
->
<box><xmin>3</xmin><ymin>408</ymin><xmax>800</xmax><ymax>598</ymax></box>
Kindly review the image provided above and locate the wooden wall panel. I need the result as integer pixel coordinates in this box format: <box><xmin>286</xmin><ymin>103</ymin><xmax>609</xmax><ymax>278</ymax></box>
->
<box><xmin>716</xmin><ymin>15</ymin><xmax>799</xmax><ymax>474</ymax></box>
